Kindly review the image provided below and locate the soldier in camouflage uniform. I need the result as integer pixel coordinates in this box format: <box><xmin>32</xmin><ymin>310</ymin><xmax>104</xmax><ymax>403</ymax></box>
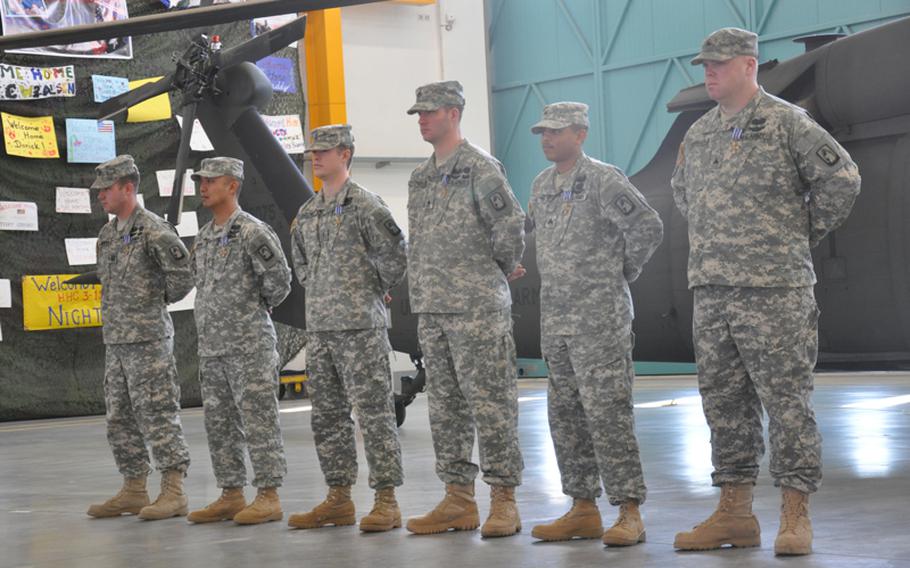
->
<box><xmin>402</xmin><ymin>81</ymin><xmax>527</xmax><ymax>538</ymax></box>
<box><xmin>86</xmin><ymin>155</ymin><xmax>194</xmax><ymax>521</ymax></box>
<box><xmin>671</xmin><ymin>28</ymin><xmax>861</xmax><ymax>555</ymax></box>
<box><xmin>186</xmin><ymin>157</ymin><xmax>292</xmax><ymax>526</ymax></box>
<box><xmin>526</xmin><ymin>103</ymin><xmax>663</xmax><ymax>545</ymax></box>
<box><xmin>286</xmin><ymin>124</ymin><xmax>407</xmax><ymax>533</ymax></box>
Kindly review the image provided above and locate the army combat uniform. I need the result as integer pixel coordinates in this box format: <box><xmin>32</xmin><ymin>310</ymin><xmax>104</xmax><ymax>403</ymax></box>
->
<box><xmin>88</xmin><ymin>155</ymin><xmax>193</xmax><ymax>520</ymax></box>
<box><xmin>530</xmin><ymin>104</ymin><xmax>663</xmax><ymax>506</ymax></box>
<box><xmin>671</xmin><ymin>27</ymin><xmax>861</xmax><ymax>555</ymax></box>
<box><xmin>287</xmin><ymin>124</ymin><xmax>408</xmax><ymax>532</ymax></box>
<box><xmin>191</xmin><ymin>161</ymin><xmax>291</xmax><ymax>494</ymax></box>
<box><xmin>404</xmin><ymin>81</ymin><xmax>526</xmax><ymax>538</ymax></box>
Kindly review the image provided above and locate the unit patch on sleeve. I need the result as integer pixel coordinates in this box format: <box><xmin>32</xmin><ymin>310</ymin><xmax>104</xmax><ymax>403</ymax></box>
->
<box><xmin>613</xmin><ymin>194</ymin><xmax>637</xmax><ymax>216</ymax></box>
<box><xmin>816</xmin><ymin>144</ymin><xmax>840</xmax><ymax>167</ymax></box>
<box><xmin>257</xmin><ymin>244</ymin><xmax>275</xmax><ymax>262</ymax></box>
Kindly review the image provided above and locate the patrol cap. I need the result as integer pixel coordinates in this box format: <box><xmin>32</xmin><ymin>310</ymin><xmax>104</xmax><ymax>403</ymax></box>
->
<box><xmin>191</xmin><ymin>156</ymin><xmax>244</xmax><ymax>181</ymax></box>
<box><xmin>305</xmin><ymin>124</ymin><xmax>354</xmax><ymax>152</ymax></box>
<box><xmin>691</xmin><ymin>27</ymin><xmax>758</xmax><ymax>65</ymax></box>
<box><xmin>406</xmin><ymin>80</ymin><xmax>465</xmax><ymax>114</ymax></box>
<box><xmin>531</xmin><ymin>102</ymin><xmax>590</xmax><ymax>134</ymax></box>
<box><xmin>92</xmin><ymin>154</ymin><xmax>140</xmax><ymax>189</ymax></box>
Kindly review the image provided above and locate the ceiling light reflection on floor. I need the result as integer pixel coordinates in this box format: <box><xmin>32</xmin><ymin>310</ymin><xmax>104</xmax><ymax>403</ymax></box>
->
<box><xmin>842</xmin><ymin>394</ymin><xmax>910</xmax><ymax>410</ymax></box>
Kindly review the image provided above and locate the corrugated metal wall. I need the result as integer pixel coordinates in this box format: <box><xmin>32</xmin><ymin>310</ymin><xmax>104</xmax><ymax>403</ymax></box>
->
<box><xmin>487</xmin><ymin>0</ymin><xmax>910</xmax><ymax>204</ymax></box>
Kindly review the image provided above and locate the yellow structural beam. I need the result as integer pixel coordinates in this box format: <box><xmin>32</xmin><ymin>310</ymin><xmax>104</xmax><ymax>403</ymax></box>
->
<box><xmin>304</xmin><ymin>8</ymin><xmax>347</xmax><ymax>130</ymax></box>
<box><xmin>303</xmin><ymin>8</ymin><xmax>347</xmax><ymax>190</ymax></box>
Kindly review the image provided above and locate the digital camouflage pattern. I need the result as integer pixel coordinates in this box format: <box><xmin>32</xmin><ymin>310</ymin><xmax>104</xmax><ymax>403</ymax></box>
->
<box><xmin>308</xmin><ymin>328</ymin><xmax>403</xmax><ymax>490</ymax></box>
<box><xmin>407</xmin><ymin>139</ymin><xmax>525</xmax><ymax>314</ymax></box>
<box><xmin>191</xmin><ymin>156</ymin><xmax>245</xmax><ymax>181</ymax></box>
<box><xmin>407</xmin><ymin>80</ymin><xmax>465</xmax><ymax>114</ymax></box>
<box><xmin>672</xmin><ymin>86</ymin><xmax>860</xmax><ymax>495</ymax></box>
<box><xmin>91</xmin><ymin>154</ymin><xmax>140</xmax><ymax>189</ymax></box>
<box><xmin>541</xmin><ymin>331</ymin><xmax>646</xmax><ymax>505</ymax></box>
<box><xmin>96</xmin><ymin>202</ymin><xmax>192</xmax><ymax>478</ymax></box>
<box><xmin>104</xmin><ymin>337</ymin><xmax>190</xmax><ymax>477</ymax></box>
<box><xmin>690</xmin><ymin>27</ymin><xmax>758</xmax><ymax>65</ymax></box>
<box><xmin>305</xmin><ymin>124</ymin><xmax>355</xmax><ymax>152</ymax></box>
<box><xmin>198</xmin><ymin>350</ymin><xmax>287</xmax><ymax>488</ymax></box>
<box><xmin>531</xmin><ymin>101</ymin><xmax>590</xmax><ymax>133</ymax></box>
<box><xmin>96</xmin><ymin>205</ymin><xmax>193</xmax><ymax>345</ymax></box>
<box><xmin>671</xmin><ymin>87</ymin><xmax>861</xmax><ymax>288</ymax></box>
<box><xmin>193</xmin><ymin>207</ymin><xmax>291</xmax><ymax>488</ymax></box>
<box><xmin>529</xmin><ymin>141</ymin><xmax>660</xmax><ymax>506</ymax></box>
<box><xmin>418</xmin><ymin>307</ymin><xmax>523</xmax><ymax>487</ymax></box>
<box><xmin>192</xmin><ymin>207</ymin><xmax>291</xmax><ymax>357</ymax></box>
<box><xmin>290</xmin><ymin>179</ymin><xmax>406</xmax><ymax>331</ymax></box>
<box><xmin>529</xmin><ymin>153</ymin><xmax>663</xmax><ymax>336</ymax></box>
<box><xmin>693</xmin><ymin>285</ymin><xmax>823</xmax><ymax>494</ymax></box>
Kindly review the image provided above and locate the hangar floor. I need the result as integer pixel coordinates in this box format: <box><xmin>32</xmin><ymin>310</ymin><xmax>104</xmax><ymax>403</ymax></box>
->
<box><xmin>2</xmin><ymin>373</ymin><xmax>909</xmax><ymax>568</ymax></box>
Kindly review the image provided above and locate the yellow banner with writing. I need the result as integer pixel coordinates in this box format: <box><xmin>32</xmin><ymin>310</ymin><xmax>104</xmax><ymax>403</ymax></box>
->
<box><xmin>22</xmin><ymin>274</ymin><xmax>102</xmax><ymax>331</ymax></box>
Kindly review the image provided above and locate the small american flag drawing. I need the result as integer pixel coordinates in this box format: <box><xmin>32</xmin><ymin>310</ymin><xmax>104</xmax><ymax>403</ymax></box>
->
<box><xmin>97</xmin><ymin>121</ymin><xmax>113</xmax><ymax>133</ymax></box>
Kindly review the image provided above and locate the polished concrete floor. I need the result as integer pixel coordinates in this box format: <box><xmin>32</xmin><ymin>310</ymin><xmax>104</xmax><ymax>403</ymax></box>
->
<box><xmin>2</xmin><ymin>373</ymin><xmax>909</xmax><ymax>568</ymax></box>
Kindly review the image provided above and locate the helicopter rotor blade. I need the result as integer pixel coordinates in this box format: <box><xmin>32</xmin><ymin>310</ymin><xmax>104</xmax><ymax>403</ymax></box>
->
<box><xmin>98</xmin><ymin>73</ymin><xmax>176</xmax><ymax>121</ymax></box>
<box><xmin>166</xmin><ymin>102</ymin><xmax>199</xmax><ymax>227</ymax></box>
<box><xmin>0</xmin><ymin>0</ymin><xmax>380</xmax><ymax>53</ymax></box>
<box><xmin>215</xmin><ymin>14</ymin><xmax>307</xmax><ymax>70</ymax></box>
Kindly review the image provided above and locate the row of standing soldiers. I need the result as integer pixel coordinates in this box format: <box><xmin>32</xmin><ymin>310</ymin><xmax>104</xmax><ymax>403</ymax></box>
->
<box><xmin>85</xmin><ymin>27</ymin><xmax>860</xmax><ymax>556</ymax></box>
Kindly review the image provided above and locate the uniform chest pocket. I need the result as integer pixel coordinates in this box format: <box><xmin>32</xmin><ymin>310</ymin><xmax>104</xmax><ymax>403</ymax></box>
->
<box><xmin>536</xmin><ymin>195</ymin><xmax>574</xmax><ymax>249</ymax></box>
<box><xmin>325</xmin><ymin>208</ymin><xmax>363</xmax><ymax>251</ymax></box>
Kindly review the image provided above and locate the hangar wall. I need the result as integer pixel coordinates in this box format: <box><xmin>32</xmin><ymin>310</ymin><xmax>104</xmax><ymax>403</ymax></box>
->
<box><xmin>486</xmin><ymin>0</ymin><xmax>910</xmax><ymax>205</ymax></box>
<box><xmin>333</xmin><ymin>0</ymin><xmax>491</xmax><ymax>233</ymax></box>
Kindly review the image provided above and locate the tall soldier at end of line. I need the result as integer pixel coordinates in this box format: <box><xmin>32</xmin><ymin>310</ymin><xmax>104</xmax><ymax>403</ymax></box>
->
<box><xmin>671</xmin><ymin>28</ymin><xmax>861</xmax><ymax>556</ymax></box>
<box><xmin>528</xmin><ymin>103</ymin><xmax>663</xmax><ymax>546</ymax></box>
<box><xmin>403</xmin><ymin>81</ymin><xmax>527</xmax><ymax>538</ymax></box>
<box><xmin>186</xmin><ymin>157</ymin><xmax>292</xmax><ymax>526</ymax></box>
<box><xmin>87</xmin><ymin>155</ymin><xmax>194</xmax><ymax>521</ymax></box>
<box><xmin>287</xmin><ymin>124</ymin><xmax>408</xmax><ymax>533</ymax></box>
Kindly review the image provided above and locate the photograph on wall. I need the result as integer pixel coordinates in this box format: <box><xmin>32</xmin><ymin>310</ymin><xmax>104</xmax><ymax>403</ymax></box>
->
<box><xmin>0</xmin><ymin>0</ymin><xmax>133</xmax><ymax>59</ymax></box>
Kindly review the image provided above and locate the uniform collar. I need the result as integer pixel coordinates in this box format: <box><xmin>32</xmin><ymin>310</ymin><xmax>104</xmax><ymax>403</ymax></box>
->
<box><xmin>546</xmin><ymin>153</ymin><xmax>589</xmax><ymax>194</ymax></box>
<box><xmin>116</xmin><ymin>204</ymin><xmax>143</xmax><ymax>236</ymax></box>
<box><xmin>210</xmin><ymin>206</ymin><xmax>243</xmax><ymax>238</ymax></box>
<box><xmin>316</xmin><ymin>178</ymin><xmax>355</xmax><ymax>210</ymax></box>
<box><xmin>718</xmin><ymin>86</ymin><xmax>765</xmax><ymax>130</ymax></box>
<box><xmin>432</xmin><ymin>138</ymin><xmax>470</xmax><ymax>177</ymax></box>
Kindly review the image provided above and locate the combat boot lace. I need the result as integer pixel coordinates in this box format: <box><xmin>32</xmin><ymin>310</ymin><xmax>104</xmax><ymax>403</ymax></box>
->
<box><xmin>138</xmin><ymin>469</ymin><xmax>188</xmax><ymax>520</ymax></box>
<box><xmin>481</xmin><ymin>485</ymin><xmax>521</xmax><ymax>538</ymax></box>
<box><xmin>187</xmin><ymin>488</ymin><xmax>246</xmax><ymax>523</ymax></box>
<box><xmin>406</xmin><ymin>483</ymin><xmax>480</xmax><ymax>534</ymax></box>
<box><xmin>774</xmin><ymin>487</ymin><xmax>812</xmax><ymax>556</ymax></box>
<box><xmin>674</xmin><ymin>483</ymin><xmax>761</xmax><ymax>550</ymax></box>
<box><xmin>234</xmin><ymin>487</ymin><xmax>283</xmax><ymax>525</ymax></box>
<box><xmin>87</xmin><ymin>476</ymin><xmax>150</xmax><ymax>518</ymax></box>
<box><xmin>531</xmin><ymin>498</ymin><xmax>603</xmax><ymax>541</ymax></box>
<box><xmin>602</xmin><ymin>499</ymin><xmax>646</xmax><ymax>546</ymax></box>
<box><xmin>288</xmin><ymin>486</ymin><xmax>355</xmax><ymax>529</ymax></box>
<box><xmin>359</xmin><ymin>487</ymin><xmax>402</xmax><ymax>532</ymax></box>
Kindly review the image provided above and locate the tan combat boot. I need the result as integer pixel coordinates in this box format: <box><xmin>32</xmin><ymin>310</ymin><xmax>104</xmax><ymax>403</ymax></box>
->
<box><xmin>138</xmin><ymin>470</ymin><xmax>188</xmax><ymax>520</ymax></box>
<box><xmin>481</xmin><ymin>485</ymin><xmax>521</xmax><ymax>538</ymax></box>
<box><xmin>774</xmin><ymin>487</ymin><xmax>813</xmax><ymax>556</ymax></box>
<box><xmin>674</xmin><ymin>483</ymin><xmax>761</xmax><ymax>550</ymax></box>
<box><xmin>359</xmin><ymin>487</ymin><xmax>402</xmax><ymax>532</ymax></box>
<box><xmin>288</xmin><ymin>486</ymin><xmax>355</xmax><ymax>529</ymax></box>
<box><xmin>87</xmin><ymin>476</ymin><xmax>150</xmax><ymax>518</ymax></box>
<box><xmin>234</xmin><ymin>487</ymin><xmax>283</xmax><ymax>525</ymax></box>
<box><xmin>531</xmin><ymin>498</ymin><xmax>604</xmax><ymax>541</ymax></box>
<box><xmin>406</xmin><ymin>483</ymin><xmax>480</xmax><ymax>534</ymax></box>
<box><xmin>187</xmin><ymin>488</ymin><xmax>247</xmax><ymax>523</ymax></box>
<box><xmin>602</xmin><ymin>499</ymin><xmax>646</xmax><ymax>546</ymax></box>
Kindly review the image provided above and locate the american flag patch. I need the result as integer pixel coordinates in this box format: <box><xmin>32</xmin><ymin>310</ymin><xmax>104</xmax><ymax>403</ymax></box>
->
<box><xmin>97</xmin><ymin>121</ymin><xmax>113</xmax><ymax>133</ymax></box>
